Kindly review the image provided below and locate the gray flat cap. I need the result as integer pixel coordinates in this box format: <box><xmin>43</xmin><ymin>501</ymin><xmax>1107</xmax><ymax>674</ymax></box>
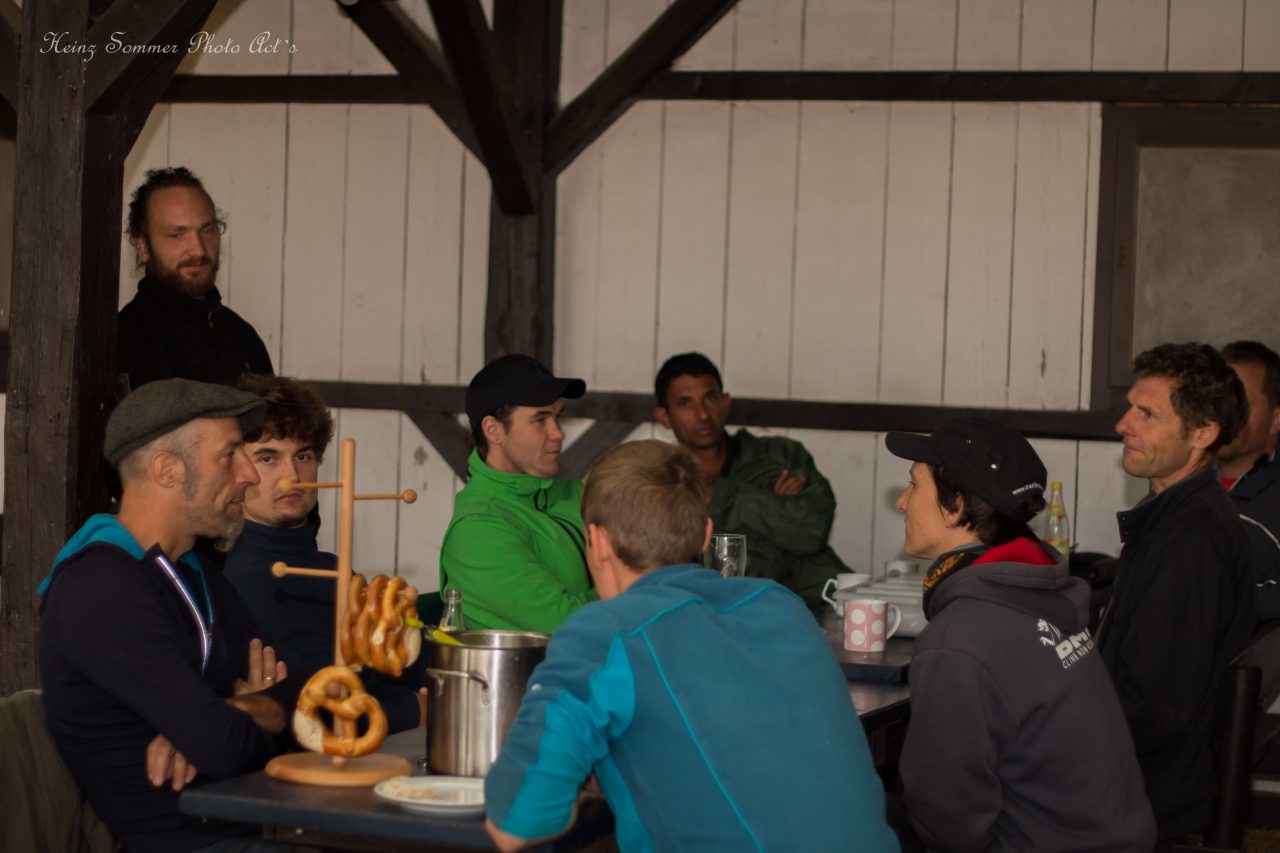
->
<box><xmin>104</xmin><ymin>379</ymin><xmax>266</xmax><ymax>467</ymax></box>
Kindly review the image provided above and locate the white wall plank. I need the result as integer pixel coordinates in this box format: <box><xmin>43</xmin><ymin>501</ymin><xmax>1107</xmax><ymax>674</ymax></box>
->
<box><xmin>944</xmin><ymin>103</ymin><xmax>1017</xmax><ymax>406</ymax></box>
<box><xmin>733</xmin><ymin>0</ymin><xmax>805</xmax><ymax>69</ymax></box>
<box><xmin>723</xmin><ymin>102</ymin><xmax>800</xmax><ymax>398</ymax></box>
<box><xmin>1008</xmin><ymin>104</ymin><xmax>1092</xmax><ymax>409</ymax></box>
<box><xmin>119</xmin><ymin>107</ymin><xmax>172</xmax><ymax>310</ymax></box>
<box><xmin>281</xmin><ymin>105</ymin><xmax>347</xmax><ymax>379</ymax></box>
<box><xmin>678</xmin><ymin>1</ymin><xmax>736</xmax><ymax>70</ymax></box>
<box><xmin>340</xmin><ymin>105</ymin><xmax>409</xmax><ymax>383</ymax></box>
<box><xmin>1028</xmin><ymin>437</ymin><xmax>1079</xmax><ymax>509</ymax></box>
<box><xmin>337</xmin><ymin>411</ymin><xmax>402</xmax><ymax>573</ymax></box>
<box><xmin>1245</xmin><ymin>0</ymin><xmax>1280</xmax><ymax>70</ymax></box>
<box><xmin>872</xmin><ymin>436</ymin><xmax>911</xmax><ymax>570</ymax></box>
<box><xmin>878</xmin><ymin>103</ymin><xmax>952</xmax><ymax>404</ymax></box>
<box><xmin>560</xmin><ymin>0</ymin><xmax>608</xmax><ymax>104</ymax></box>
<box><xmin>289</xmin><ymin>0</ymin><xmax>359</xmax><ymax>74</ymax></box>
<box><xmin>892</xmin><ymin>0</ymin><xmax>957</xmax><ymax>69</ymax></box>
<box><xmin>790</xmin><ymin>102</ymin><xmax>888</xmax><ymax>402</ymax></box>
<box><xmin>803</xmin><ymin>0</ymin><xmax>894</xmax><ymax>70</ymax></box>
<box><xmin>1168</xmin><ymin>0</ymin><xmax>1245</xmax><ymax>69</ymax></box>
<box><xmin>592</xmin><ymin>105</ymin><xmax>663</xmax><ymax>390</ymax></box>
<box><xmin>1076</xmin><ymin>438</ymin><xmax>1147</xmax><ymax>555</ymax></box>
<box><xmin>402</xmin><ymin>108</ymin><xmax>465</xmax><ymax>385</ymax></box>
<box><xmin>956</xmin><ymin>0</ymin><xmax>1021</xmax><ymax>70</ymax></box>
<box><xmin>655</xmin><ymin>102</ymin><xmax>732</xmax><ymax>366</ymax></box>
<box><xmin>396</xmin><ymin>413</ymin><xmax>458</xmax><ymax>593</ymax></box>
<box><xmin>1021</xmin><ymin>0</ymin><xmax>1095</xmax><ymax>69</ymax></box>
<box><xmin>1094</xmin><ymin>0</ymin><xmax>1170</xmax><ymax>70</ymax></box>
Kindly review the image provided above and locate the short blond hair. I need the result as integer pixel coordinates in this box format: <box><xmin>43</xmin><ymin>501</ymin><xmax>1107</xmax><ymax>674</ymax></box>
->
<box><xmin>582</xmin><ymin>440</ymin><xmax>707</xmax><ymax>570</ymax></box>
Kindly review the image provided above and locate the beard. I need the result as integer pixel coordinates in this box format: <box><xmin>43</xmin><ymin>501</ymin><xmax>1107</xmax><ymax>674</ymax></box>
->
<box><xmin>147</xmin><ymin>252</ymin><xmax>220</xmax><ymax>299</ymax></box>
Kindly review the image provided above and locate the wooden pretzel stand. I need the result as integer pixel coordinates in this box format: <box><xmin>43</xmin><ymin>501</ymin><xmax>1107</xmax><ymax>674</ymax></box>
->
<box><xmin>264</xmin><ymin>437</ymin><xmax>419</xmax><ymax>786</ymax></box>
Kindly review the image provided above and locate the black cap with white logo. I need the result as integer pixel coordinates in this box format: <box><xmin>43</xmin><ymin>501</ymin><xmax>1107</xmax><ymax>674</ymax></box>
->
<box><xmin>885</xmin><ymin>417</ymin><xmax>1047</xmax><ymax>522</ymax></box>
<box><xmin>465</xmin><ymin>354</ymin><xmax>586</xmax><ymax>432</ymax></box>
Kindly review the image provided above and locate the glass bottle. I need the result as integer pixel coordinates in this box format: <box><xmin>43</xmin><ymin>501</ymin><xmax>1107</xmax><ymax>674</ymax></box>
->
<box><xmin>1043</xmin><ymin>481</ymin><xmax>1071</xmax><ymax>557</ymax></box>
<box><xmin>438</xmin><ymin>588</ymin><xmax>466</xmax><ymax>633</ymax></box>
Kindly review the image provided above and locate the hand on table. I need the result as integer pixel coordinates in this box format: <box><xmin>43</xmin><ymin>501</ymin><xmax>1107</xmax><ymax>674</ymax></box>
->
<box><xmin>772</xmin><ymin>469</ymin><xmax>806</xmax><ymax>496</ymax></box>
<box><xmin>146</xmin><ymin>733</ymin><xmax>197</xmax><ymax>791</ymax></box>
<box><xmin>234</xmin><ymin>637</ymin><xmax>287</xmax><ymax>695</ymax></box>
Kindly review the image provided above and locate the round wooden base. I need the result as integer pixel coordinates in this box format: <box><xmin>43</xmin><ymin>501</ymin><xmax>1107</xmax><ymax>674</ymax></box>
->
<box><xmin>265</xmin><ymin>752</ymin><xmax>412</xmax><ymax>787</ymax></box>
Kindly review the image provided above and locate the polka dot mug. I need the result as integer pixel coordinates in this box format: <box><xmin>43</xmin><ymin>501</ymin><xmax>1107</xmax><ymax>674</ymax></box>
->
<box><xmin>842</xmin><ymin>599</ymin><xmax>901</xmax><ymax>653</ymax></box>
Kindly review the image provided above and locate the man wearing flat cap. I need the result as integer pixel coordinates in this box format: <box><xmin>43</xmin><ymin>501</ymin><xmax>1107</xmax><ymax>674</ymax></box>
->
<box><xmin>39</xmin><ymin>379</ymin><xmax>295</xmax><ymax>853</ymax></box>
<box><xmin>886</xmin><ymin>417</ymin><xmax>1154</xmax><ymax>853</ymax></box>
<box><xmin>439</xmin><ymin>354</ymin><xmax>597</xmax><ymax>632</ymax></box>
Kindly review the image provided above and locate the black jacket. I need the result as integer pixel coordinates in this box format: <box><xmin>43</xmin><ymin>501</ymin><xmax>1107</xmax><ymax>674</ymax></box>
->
<box><xmin>902</xmin><ymin>538</ymin><xmax>1155</xmax><ymax>853</ymax></box>
<box><xmin>1097</xmin><ymin>466</ymin><xmax>1255</xmax><ymax>838</ymax></box>
<box><xmin>224</xmin><ymin>519</ymin><xmax>425</xmax><ymax>734</ymax></box>
<box><xmin>117</xmin><ymin>276</ymin><xmax>274</xmax><ymax>389</ymax></box>
<box><xmin>40</xmin><ymin>530</ymin><xmax>293</xmax><ymax>853</ymax></box>
<box><xmin>1231</xmin><ymin>452</ymin><xmax>1280</xmax><ymax>540</ymax></box>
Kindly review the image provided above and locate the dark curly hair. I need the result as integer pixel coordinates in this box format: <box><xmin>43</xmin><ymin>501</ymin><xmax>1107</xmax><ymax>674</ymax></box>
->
<box><xmin>126</xmin><ymin>166</ymin><xmax>220</xmax><ymax>240</ymax></box>
<box><xmin>929</xmin><ymin>464</ymin><xmax>1046</xmax><ymax>547</ymax></box>
<box><xmin>1133</xmin><ymin>342</ymin><xmax>1247</xmax><ymax>452</ymax></box>
<box><xmin>655</xmin><ymin>352</ymin><xmax>722</xmax><ymax>408</ymax></box>
<box><xmin>1222</xmin><ymin>340</ymin><xmax>1280</xmax><ymax>410</ymax></box>
<box><xmin>236</xmin><ymin>374</ymin><xmax>335</xmax><ymax>462</ymax></box>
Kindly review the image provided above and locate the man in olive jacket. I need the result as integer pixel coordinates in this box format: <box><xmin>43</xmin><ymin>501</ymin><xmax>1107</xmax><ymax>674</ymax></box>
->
<box><xmin>653</xmin><ymin>353</ymin><xmax>847</xmax><ymax>610</ymax></box>
<box><xmin>439</xmin><ymin>355</ymin><xmax>598</xmax><ymax>633</ymax></box>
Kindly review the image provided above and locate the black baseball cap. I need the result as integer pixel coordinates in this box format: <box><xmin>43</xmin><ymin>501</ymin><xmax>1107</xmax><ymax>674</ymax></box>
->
<box><xmin>885</xmin><ymin>417</ymin><xmax>1047</xmax><ymax>522</ymax></box>
<box><xmin>465</xmin><ymin>354</ymin><xmax>586</xmax><ymax>431</ymax></box>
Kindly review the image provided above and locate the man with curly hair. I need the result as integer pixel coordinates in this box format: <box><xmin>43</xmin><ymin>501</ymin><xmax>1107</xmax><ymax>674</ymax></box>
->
<box><xmin>118</xmin><ymin>167</ymin><xmax>273</xmax><ymax>390</ymax></box>
<box><xmin>1097</xmin><ymin>342</ymin><xmax>1255</xmax><ymax>842</ymax></box>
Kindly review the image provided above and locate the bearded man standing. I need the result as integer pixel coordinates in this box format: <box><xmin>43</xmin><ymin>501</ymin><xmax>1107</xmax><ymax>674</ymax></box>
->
<box><xmin>117</xmin><ymin>167</ymin><xmax>273</xmax><ymax>390</ymax></box>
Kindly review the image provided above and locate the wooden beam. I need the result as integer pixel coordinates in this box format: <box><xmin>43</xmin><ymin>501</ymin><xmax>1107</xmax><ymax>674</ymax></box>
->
<box><xmin>84</xmin><ymin>0</ymin><xmax>216</xmax><ymax>112</ymax></box>
<box><xmin>483</xmin><ymin>0</ymin><xmax>560</xmax><ymax>364</ymax></box>
<box><xmin>341</xmin><ymin>0</ymin><xmax>482</xmax><ymax>161</ymax></box>
<box><xmin>544</xmin><ymin>0</ymin><xmax>738</xmax><ymax>175</ymax></box>
<box><xmin>0</xmin><ymin>0</ymin><xmax>19</xmax><ymax>111</ymax></box>
<box><xmin>3</xmin><ymin>0</ymin><xmax>124</xmax><ymax>693</ymax></box>
<box><xmin>427</xmin><ymin>0</ymin><xmax>536</xmax><ymax>215</ymax></box>
<box><xmin>162</xmin><ymin>74</ymin><xmax>421</xmax><ymax>104</ymax></box>
<box><xmin>559</xmin><ymin>421</ymin><xmax>641</xmax><ymax>480</ymax></box>
<box><xmin>404</xmin><ymin>411</ymin><xmax>472</xmax><ymax>482</ymax></box>
<box><xmin>297</xmin><ymin>379</ymin><xmax>1123</xmax><ymax>442</ymax></box>
<box><xmin>638</xmin><ymin>70</ymin><xmax>1280</xmax><ymax>103</ymax></box>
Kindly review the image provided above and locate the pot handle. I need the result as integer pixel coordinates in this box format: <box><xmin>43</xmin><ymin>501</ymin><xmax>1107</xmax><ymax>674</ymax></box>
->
<box><xmin>425</xmin><ymin>667</ymin><xmax>491</xmax><ymax>694</ymax></box>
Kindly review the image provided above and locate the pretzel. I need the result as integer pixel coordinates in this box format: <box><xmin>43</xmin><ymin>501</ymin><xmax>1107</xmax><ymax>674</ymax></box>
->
<box><xmin>369</xmin><ymin>576</ymin><xmax>421</xmax><ymax>677</ymax></box>
<box><xmin>338</xmin><ymin>574</ymin><xmax>367</xmax><ymax>668</ymax></box>
<box><xmin>337</xmin><ymin>572</ymin><xmax>422</xmax><ymax>676</ymax></box>
<box><xmin>293</xmin><ymin>665</ymin><xmax>387</xmax><ymax>757</ymax></box>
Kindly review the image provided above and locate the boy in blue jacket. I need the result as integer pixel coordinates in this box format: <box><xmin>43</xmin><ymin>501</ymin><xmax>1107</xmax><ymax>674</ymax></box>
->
<box><xmin>484</xmin><ymin>439</ymin><xmax>897</xmax><ymax>852</ymax></box>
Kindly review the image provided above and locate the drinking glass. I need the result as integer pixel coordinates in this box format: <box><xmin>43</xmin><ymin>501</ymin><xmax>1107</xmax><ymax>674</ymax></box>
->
<box><xmin>702</xmin><ymin>533</ymin><xmax>748</xmax><ymax>578</ymax></box>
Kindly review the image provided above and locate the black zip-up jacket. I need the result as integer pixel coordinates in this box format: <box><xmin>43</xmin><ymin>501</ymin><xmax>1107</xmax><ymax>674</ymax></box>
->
<box><xmin>1230</xmin><ymin>452</ymin><xmax>1280</xmax><ymax>540</ymax></box>
<box><xmin>117</xmin><ymin>276</ymin><xmax>274</xmax><ymax>390</ymax></box>
<box><xmin>902</xmin><ymin>538</ymin><xmax>1155</xmax><ymax>853</ymax></box>
<box><xmin>1097</xmin><ymin>466</ymin><xmax>1255</xmax><ymax>839</ymax></box>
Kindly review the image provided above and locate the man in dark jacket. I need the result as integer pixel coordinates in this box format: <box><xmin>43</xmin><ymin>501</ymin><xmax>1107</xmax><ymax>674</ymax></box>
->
<box><xmin>224</xmin><ymin>374</ymin><xmax>425</xmax><ymax>732</ymax></box>
<box><xmin>1218</xmin><ymin>341</ymin><xmax>1280</xmax><ymax>619</ymax></box>
<box><xmin>118</xmin><ymin>167</ymin><xmax>274</xmax><ymax>390</ymax></box>
<box><xmin>1099</xmin><ymin>342</ymin><xmax>1256</xmax><ymax>841</ymax></box>
<box><xmin>653</xmin><ymin>352</ymin><xmax>848</xmax><ymax>610</ymax></box>
<box><xmin>887</xmin><ymin>417</ymin><xmax>1154</xmax><ymax>853</ymax></box>
<box><xmin>39</xmin><ymin>379</ymin><xmax>293</xmax><ymax>853</ymax></box>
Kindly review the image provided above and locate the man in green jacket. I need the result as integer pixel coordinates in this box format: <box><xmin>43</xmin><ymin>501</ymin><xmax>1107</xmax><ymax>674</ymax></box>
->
<box><xmin>654</xmin><ymin>353</ymin><xmax>848</xmax><ymax>611</ymax></box>
<box><xmin>440</xmin><ymin>355</ymin><xmax>598</xmax><ymax>632</ymax></box>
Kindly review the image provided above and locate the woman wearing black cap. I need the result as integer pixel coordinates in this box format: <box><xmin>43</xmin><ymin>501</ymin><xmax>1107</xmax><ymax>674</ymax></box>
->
<box><xmin>886</xmin><ymin>417</ymin><xmax>1154</xmax><ymax>853</ymax></box>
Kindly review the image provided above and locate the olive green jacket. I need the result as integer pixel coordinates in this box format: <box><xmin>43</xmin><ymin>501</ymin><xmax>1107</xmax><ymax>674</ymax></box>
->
<box><xmin>709</xmin><ymin>430</ymin><xmax>848</xmax><ymax>610</ymax></box>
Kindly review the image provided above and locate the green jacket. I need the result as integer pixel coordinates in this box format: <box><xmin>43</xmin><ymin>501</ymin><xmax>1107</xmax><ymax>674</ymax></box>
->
<box><xmin>440</xmin><ymin>450</ymin><xmax>597</xmax><ymax>632</ymax></box>
<box><xmin>709</xmin><ymin>430</ymin><xmax>849</xmax><ymax>610</ymax></box>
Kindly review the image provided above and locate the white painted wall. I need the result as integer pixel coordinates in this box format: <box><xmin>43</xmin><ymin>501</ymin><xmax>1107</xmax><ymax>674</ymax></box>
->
<box><xmin>15</xmin><ymin>0</ymin><xmax>1276</xmax><ymax>588</ymax></box>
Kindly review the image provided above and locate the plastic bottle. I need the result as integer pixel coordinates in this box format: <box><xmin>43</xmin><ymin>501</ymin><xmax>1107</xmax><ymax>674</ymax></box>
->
<box><xmin>438</xmin><ymin>588</ymin><xmax>466</xmax><ymax>632</ymax></box>
<box><xmin>1043</xmin><ymin>482</ymin><xmax>1071</xmax><ymax>557</ymax></box>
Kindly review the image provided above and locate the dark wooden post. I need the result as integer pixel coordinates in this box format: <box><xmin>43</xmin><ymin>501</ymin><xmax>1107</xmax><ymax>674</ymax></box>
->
<box><xmin>1</xmin><ymin>0</ymin><xmax>213</xmax><ymax>693</ymax></box>
<box><xmin>483</xmin><ymin>0</ymin><xmax>561</xmax><ymax>366</ymax></box>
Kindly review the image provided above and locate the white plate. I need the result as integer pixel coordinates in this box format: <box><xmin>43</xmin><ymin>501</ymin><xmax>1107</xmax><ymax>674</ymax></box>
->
<box><xmin>374</xmin><ymin>775</ymin><xmax>486</xmax><ymax>817</ymax></box>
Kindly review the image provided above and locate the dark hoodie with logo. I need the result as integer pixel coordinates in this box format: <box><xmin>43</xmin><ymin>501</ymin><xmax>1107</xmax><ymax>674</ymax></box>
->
<box><xmin>900</xmin><ymin>538</ymin><xmax>1155</xmax><ymax>853</ymax></box>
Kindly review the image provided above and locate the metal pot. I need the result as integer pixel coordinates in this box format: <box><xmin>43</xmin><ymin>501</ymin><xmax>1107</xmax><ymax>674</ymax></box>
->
<box><xmin>424</xmin><ymin>630</ymin><xmax>549</xmax><ymax>777</ymax></box>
